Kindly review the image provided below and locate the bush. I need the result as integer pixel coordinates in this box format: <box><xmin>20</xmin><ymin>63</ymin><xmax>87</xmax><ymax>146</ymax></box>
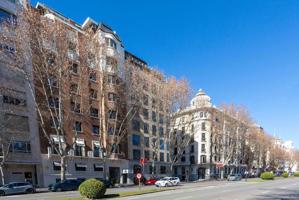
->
<box><xmin>79</xmin><ymin>179</ymin><xmax>106</xmax><ymax>199</ymax></box>
<box><xmin>260</xmin><ymin>172</ymin><xmax>274</xmax><ymax>180</ymax></box>
<box><xmin>294</xmin><ymin>172</ymin><xmax>299</xmax><ymax>177</ymax></box>
<box><xmin>282</xmin><ymin>172</ymin><xmax>289</xmax><ymax>178</ymax></box>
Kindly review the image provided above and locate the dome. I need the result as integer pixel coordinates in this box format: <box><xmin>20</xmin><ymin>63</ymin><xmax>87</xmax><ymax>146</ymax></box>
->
<box><xmin>190</xmin><ymin>89</ymin><xmax>212</xmax><ymax>108</ymax></box>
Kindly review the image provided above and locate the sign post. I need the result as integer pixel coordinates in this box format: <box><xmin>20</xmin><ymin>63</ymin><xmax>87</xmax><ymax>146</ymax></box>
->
<box><xmin>136</xmin><ymin>173</ymin><xmax>142</xmax><ymax>190</ymax></box>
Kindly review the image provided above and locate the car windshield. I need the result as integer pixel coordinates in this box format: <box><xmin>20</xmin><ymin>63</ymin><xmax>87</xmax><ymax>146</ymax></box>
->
<box><xmin>161</xmin><ymin>178</ymin><xmax>169</xmax><ymax>181</ymax></box>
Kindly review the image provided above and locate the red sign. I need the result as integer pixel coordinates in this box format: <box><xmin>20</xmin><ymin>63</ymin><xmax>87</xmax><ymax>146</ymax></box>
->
<box><xmin>140</xmin><ymin>158</ymin><xmax>145</xmax><ymax>166</ymax></box>
<box><xmin>136</xmin><ymin>173</ymin><xmax>142</xmax><ymax>179</ymax></box>
<box><xmin>216</xmin><ymin>163</ymin><xmax>224</xmax><ymax>168</ymax></box>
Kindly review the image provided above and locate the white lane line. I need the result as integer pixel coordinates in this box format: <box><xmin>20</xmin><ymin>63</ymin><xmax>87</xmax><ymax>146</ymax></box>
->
<box><xmin>261</xmin><ymin>190</ymin><xmax>270</xmax><ymax>194</ymax></box>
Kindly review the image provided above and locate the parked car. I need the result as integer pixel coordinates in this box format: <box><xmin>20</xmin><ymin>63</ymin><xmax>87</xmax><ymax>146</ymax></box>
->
<box><xmin>145</xmin><ymin>178</ymin><xmax>158</xmax><ymax>185</ymax></box>
<box><xmin>48</xmin><ymin>179</ymin><xmax>81</xmax><ymax>192</ymax></box>
<box><xmin>95</xmin><ymin>178</ymin><xmax>113</xmax><ymax>188</ymax></box>
<box><xmin>227</xmin><ymin>174</ymin><xmax>242</xmax><ymax>181</ymax></box>
<box><xmin>155</xmin><ymin>177</ymin><xmax>180</xmax><ymax>187</ymax></box>
<box><xmin>0</xmin><ymin>182</ymin><xmax>35</xmax><ymax>196</ymax></box>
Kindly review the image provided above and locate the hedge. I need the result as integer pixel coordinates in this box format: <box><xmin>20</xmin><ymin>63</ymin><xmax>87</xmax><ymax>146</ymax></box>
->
<box><xmin>294</xmin><ymin>172</ymin><xmax>299</xmax><ymax>177</ymax></box>
<box><xmin>260</xmin><ymin>172</ymin><xmax>274</xmax><ymax>180</ymax></box>
<box><xmin>282</xmin><ymin>172</ymin><xmax>289</xmax><ymax>178</ymax></box>
<box><xmin>79</xmin><ymin>179</ymin><xmax>106</xmax><ymax>199</ymax></box>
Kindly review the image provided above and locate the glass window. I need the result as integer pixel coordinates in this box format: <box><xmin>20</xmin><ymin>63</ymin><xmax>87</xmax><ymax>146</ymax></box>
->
<box><xmin>71</xmin><ymin>101</ymin><xmax>80</xmax><ymax>113</ymax></box>
<box><xmin>0</xmin><ymin>8</ymin><xmax>16</xmax><ymax>25</ymax></box>
<box><xmin>160</xmin><ymin>166</ymin><xmax>166</xmax><ymax>174</ymax></box>
<box><xmin>133</xmin><ymin>149</ymin><xmax>141</xmax><ymax>160</ymax></box>
<box><xmin>105</xmin><ymin>38</ymin><xmax>117</xmax><ymax>49</ymax></box>
<box><xmin>201</xmin><ymin>122</ymin><xmax>206</xmax><ymax>131</ymax></box>
<box><xmin>48</xmin><ymin>97</ymin><xmax>59</xmax><ymax>109</ymax></box>
<box><xmin>89</xmin><ymin>89</ymin><xmax>97</xmax><ymax>99</ymax></box>
<box><xmin>93</xmin><ymin>144</ymin><xmax>100</xmax><ymax>157</ymax></box>
<box><xmin>70</xmin><ymin>83</ymin><xmax>78</xmax><ymax>94</ymax></box>
<box><xmin>160</xmin><ymin>152</ymin><xmax>164</xmax><ymax>162</ymax></box>
<box><xmin>159</xmin><ymin>114</ymin><xmax>164</xmax><ymax>124</ymax></box>
<box><xmin>108</xmin><ymin>93</ymin><xmax>117</xmax><ymax>101</ymax></box>
<box><xmin>108</xmin><ymin>110</ymin><xmax>117</xmax><ymax>119</ymax></box>
<box><xmin>69</xmin><ymin>63</ymin><xmax>78</xmax><ymax>74</ymax></box>
<box><xmin>152</xmin><ymin>111</ymin><xmax>156</xmax><ymax>122</ymax></box>
<box><xmin>90</xmin><ymin>107</ymin><xmax>99</xmax><ymax>118</ymax></box>
<box><xmin>73</xmin><ymin>121</ymin><xmax>82</xmax><ymax>132</ymax></box>
<box><xmin>160</xmin><ymin>139</ymin><xmax>164</xmax><ymax>150</ymax></box>
<box><xmin>152</xmin><ymin>125</ymin><xmax>157</xmax><ymax>136</ymax></box>
<box><xmin>10</xmin><ymin>141</ymin><xmax>31</xmax><ymax>153</ymax></box>
<box><xmin>132</xmin><ymin>134</ymin><xmax>140</xmax><ymax>146</ymax></box>
<box><xmin>159</xmin><ymin>127</ymin><xmax>164</xmax><ymax>137</ymax></box>
<box><xmin>143</xmin><ymin>108</ymin><xmax>149</xmax><ymax>120</ymax></box>
<box><xmin>89</xmin><ymin>71</ymin><xmax>97</xmax><ymax>81</ymax></box>
<box><xmin>202</xmin><ymin>133</ymin><xmax>206</xmax><ymax>141</ymax></box>
<box><xmin>143</xmin><ymin>95</ymin><xmax>149</xmax><ymax>106</ymax></box>
<box><xmin>107</xmin><ymin>75</ymin><xmax>117</xmax><ymax>84</ymax></box>
<box><xmin>144</xmin><ymin>137</ymin><xmax>149</xmax><ymax>147</ymax></box>
<box><xmin>143</xmin><ymin>123</ymin><xmax>149</xmax><ymax>133</ymax></box>
<box><xmin>132</xmin><ymin>120</ymin><xmax>140</xmax><ymax>131</ymax></box>
<box><xmin>201</xmin><ymin>144</ymin><xmax>206</xmax><ymax>153</ymax></box>
<box><xmin>3</xmin><ymin>95</ymin><xmax>26</xmax><ymax>107</ymax></box>
<box><xmin>144</xmin><ymin>150</ymin><xmax>150</xmax><ymax>160</ymax></box>
<box><xmin>92</xmin><ymin>125</ymin><xmax>100</xmax><ymax>135</ymax></box>
<box><xmin>75</xmin><ymin>145</ymin><xmax>84</xmax><ymax>156</ymax></box>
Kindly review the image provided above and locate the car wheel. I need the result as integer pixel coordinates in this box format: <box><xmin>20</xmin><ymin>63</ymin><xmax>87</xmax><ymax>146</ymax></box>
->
<box><xmin>165</xmin><ymin>183</ymin><xmax>169</xmax><ymax>187</ymax></box>
<box><xmin>56</xmin><ymin>188</ymin><xmax>62</xmax><ymax>192</ymax></box>
<box><xmin>0</xmin><ymin>190</ymin><xmax>5</xmax><ymax>196</ymax></box>
<box><xmin>26</xmin><ymin>188</ymin><xmax>34</xmax><ymax>194</ymax></box>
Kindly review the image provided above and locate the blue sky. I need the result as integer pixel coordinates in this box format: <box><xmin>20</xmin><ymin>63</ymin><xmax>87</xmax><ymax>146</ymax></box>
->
<box><xmin>30</xmin><ymin>0</ymin><xmax>299</xmax><ymax>147</ymax></box>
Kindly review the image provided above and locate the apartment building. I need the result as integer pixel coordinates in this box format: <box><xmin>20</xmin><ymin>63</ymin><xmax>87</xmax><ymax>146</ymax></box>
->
<box><xmin>0</xmin><ymin>0</ymin><xmax>42</xmax><ymax>185</ymax></box>
<box><xmin>34</xmin><ymin>3</ymin><xmax>130</xmax><ymax>187</ymax></box>
<box><xmin>125</xmin><ymin>51</ymin><xmax>172</xmax><ymax>180</ymax></box>
<box><xmin>172</xmin><ymin>90</ymin><xmax>248</xmax><ymax>181</ymax></box>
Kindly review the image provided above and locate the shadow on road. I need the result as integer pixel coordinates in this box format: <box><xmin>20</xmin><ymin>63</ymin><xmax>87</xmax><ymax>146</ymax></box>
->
<box><xmin>255</xmin><ymin>189</ymin><xmax>299</xmax><ymax>200</ymax></box>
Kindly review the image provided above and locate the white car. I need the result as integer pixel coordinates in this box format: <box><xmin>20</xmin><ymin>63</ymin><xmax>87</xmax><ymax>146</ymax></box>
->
<box><xmin>155</xmin><ymin>177</ymin><xmax>180</xmax><ymax>187</ymax></box>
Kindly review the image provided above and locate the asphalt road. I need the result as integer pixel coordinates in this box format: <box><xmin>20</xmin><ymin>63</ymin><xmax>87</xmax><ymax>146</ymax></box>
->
<box><xmin>1</xmin><ymin>179</ymin><xmax>299</xmax><ymax>200</ymax></box>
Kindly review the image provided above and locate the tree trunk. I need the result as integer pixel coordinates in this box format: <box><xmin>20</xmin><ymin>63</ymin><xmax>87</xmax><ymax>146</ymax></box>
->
<box><xmin>220</xmin><ymin>169</ymin><xmax>224</xmax><ymax>180</ymax></box>
<box><xmin>0</xmin><ymin>164</ymin><xmax>5</xmax><ymax>185</ymax></box>
<box><xmin>152</xmin><ymin>160</ymin><xmax>155</xmax><ymax>176</ymax></box>
<box><xmin>60</xmin><ymin>156</ymin><xmax>66</xmax><ymax>181</ymax></box>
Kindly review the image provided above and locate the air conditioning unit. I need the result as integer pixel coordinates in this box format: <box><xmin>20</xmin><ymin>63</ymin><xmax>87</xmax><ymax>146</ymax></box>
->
<box><xmin>68</xmin><ymin>149</ymin><xmax>74</xmax><ymax>156</ymax></box>
<box><xmin>87</xmin><ymin>151</ymin><xmax>93</xmax><ymax>158</ymax></box>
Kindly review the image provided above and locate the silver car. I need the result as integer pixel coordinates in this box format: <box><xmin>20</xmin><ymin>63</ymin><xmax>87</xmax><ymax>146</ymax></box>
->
<box><xmin>0</xmin><ymin>182</ymin><xmax>35</xmax><ymax>196</ymax></box>
<box><xmin>227</xmin><ymin>174</ymin><xmax>242</xmax><ymax>181</ymax></box>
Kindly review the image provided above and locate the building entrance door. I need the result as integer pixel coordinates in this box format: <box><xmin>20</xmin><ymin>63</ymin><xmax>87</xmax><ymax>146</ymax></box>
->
<box><xmin>109</xmin><ymin>167</ymin><xmax>120</xmax><ymax>184</ymax></box>
<box><xmin>198</xmin><ymin>168</ymin><xmax>206</xmax><ymax>179</ymax></box>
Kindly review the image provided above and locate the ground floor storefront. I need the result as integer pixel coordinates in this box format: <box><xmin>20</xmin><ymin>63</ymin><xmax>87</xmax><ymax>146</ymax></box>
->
<box><xmin>2</xmin><ymin>162</ymin><xmax>42</xmax><ymax>186</ymax></box>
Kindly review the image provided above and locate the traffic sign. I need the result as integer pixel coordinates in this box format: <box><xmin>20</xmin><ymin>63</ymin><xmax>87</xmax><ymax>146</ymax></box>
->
<box><xmin>136</xmin><ymin>173</ymin><xmax>142</xmax><ymax>179</ymax></box>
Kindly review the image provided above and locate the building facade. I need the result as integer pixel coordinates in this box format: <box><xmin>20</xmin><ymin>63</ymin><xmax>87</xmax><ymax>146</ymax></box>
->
<box><xmin>172</xmin><ymin>90</ymin><xmax>248</xmax><ymax>181</ymax></box>
<box><xmin>0</xmin><ymin>0</ymin><xmax>42</xmax><ymax>186</ymax></box>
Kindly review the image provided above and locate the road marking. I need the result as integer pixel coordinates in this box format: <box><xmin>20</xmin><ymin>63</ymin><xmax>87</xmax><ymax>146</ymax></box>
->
<box><xmin>261</xmin><ymin>190</ymin><xmax>270</xmax><ymax>194</ymax></box>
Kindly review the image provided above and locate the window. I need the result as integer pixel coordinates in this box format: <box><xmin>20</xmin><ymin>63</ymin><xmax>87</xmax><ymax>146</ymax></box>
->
<box><xmin>89</xmin><ymin>89</ymin><xmax>97</xmax><ymax>99</ymax></box>
<box><xmin>159</xmin><ymin>101</ymin><xmax>164</xmax><ymax>111</ymax></box>
<box><xmin>190</xmin><ymin>156</ymin><xmax>195</xmax><ymax>164</ymax></box>
<box><xmin>75</xmin><ymin>163</ymin><xmax>87</xmax><ymax>171</ymax></box>
<box><xmin>181</xmin><ymin>156</ymin><xmax>186</xmax><ymax>162</ymax></box>
<box><xmin>0</xmin><ymin>43</ymin><xmax>15</xmax><ymax>54</ymax></box>
<box><xmin>9</xmin><ymin>141</ymin><xmax>31</xmax><ymax>153</ymax></box>
<box><xmin>50</xmin><ymin>117</ymin><xmax>59</xmax><ymax>128</ymax></box>
<box><xmin>160</xmin><ymin>166</ymin><xmax>166</xmax><ymax>174</ymax></box>
<box><xmin>201</xmin><ymin>144</ymin><xmax>206</xmax><ymax>153</ymax></box>
<box><xmin>108</xmin><ymin>126</ymin><xmax>114</xmax><ymax>135</ymax></box>
<box><xmin>69</xmin><ymin>63</ymin><xmax>78</xmax><ymax>74</ymax></box>
<box><xmin>132</xmin><ymin>134</ymin><xmax>140</xmax><ymax>146</ymax></box>
<box><xmin>53</xmin><ymin>162</ymin><xmax>61</xmax><ymax>171</ymax></box>
<box><xmin>48</xmin><ymin>75</ymin><xmax>58</xmax><ymax>87</ymax></box>
<box><xmin>143</xmin><ymin>108</ymin><xmax>149</xmax><ymax>120</ymax></box>
<box><xmin>0</xmin><ymin>8</ymin><xmax>16</xmax><ymax>26</ymax></box>
<box><xmin>144</xmin><ymin>150</ymin><xmax>150</xmax><ymax>160</ymax></box>
<box><xmin>160</xmin><ymin>139</ymin><xmax>164</xmax><ymax>150</ymax></box>
<box><xmin>3</xmin><ymin>95</ymin><xmax>26</xmax><ymax>107</ymax></box>
<box><xmin>160</xmin><ymin>152</ymin><xmax>164</xmax><ymax>162</ymax></box>
<box><xmin>190</xmin><ymin>145</ymin><xmax>194</xmax><ymax>153</ymax></box>
<box><xmin>107</xmin><ymin>75</ymin><xmax>117</xmax><ymax>84</ymax></box>
<box><xmin>143</xmin><ymin>123</ymin><xmax>149</xmax><ymax>133</ymax></box>
<box><xmin>71</xmin><ymin>101</ymin><xmax>80</xmax><ymax>113</ymax></box>
<box><xmin>132</xmin><ymin>120</ymin><xmax>140</xmax><ymax>131</ymax></box>
<box><xmin>149</xmin><ymin>166</ymin><xmax>156</xmax><ymax>174</ymax></box>
<box><xmin>159</xmin><ymin>114</ymin><xmax>164</xmax><ymax>124</ymax></box>
<box><xmin>73</xmin><ymin>121</ymin><xmax>82</xmax><ymax>132</ymax></box>
<box><xmin>105</xmin><ymin>38</ymin><xmax>117</xmax><ymax>49</ymax></box>
<box><xmin>201</xmin><ymin>155</ymin><xmax>207</xmax><ymax>164</ymax></box>
<box><xmin>181</xmin><ymin>127</ymin><xmax>185</xmax><ymax>134</ymax></box>
<box><xmin>92</xmin><ymin>125</ymin><xmax>100</xmax><ymax>135</ymax></box>
<box><xmin>202</xmin><ymin>133</ymin><xmax>206</xmax><ymax>141</ymax></box>
<box><xmin>133</xmin><ymin>149</ymin><xmax>141</xmax><ymax>160</ymax></box>
<box><xmin>108</xmin><ymin>110</ymin><xmax>117</xmax><ymax>119</ymax></box>
<box><xmin>152</xmin><ymin>125</ymin><xmax>157</xmax><ymax>136</ymax></box>
<box><xmin>201</xmin><ymin>122</ymin><xmax>206</xmax><ymax>131</ymax></box>
<box><xmin>159</xmin><ymin>127</ymin><xmax>164</xmax><ymax>137</ymax></box>
<box><xmin>152</xmin><ymin>111</ymin><xmax>157</xmax><ymax>122</ymax></box>
<box><xmin>167</xmin><ymin>153</ymin><xmax>170</xmax><ymax>162</ymax></box>
<box><xmin>200</xmin><ymin>112</ymin><xmax>204</xmax><ymax>118</ymax></box>
<box><xmin>94</xmin><ymin>164</ymin><xmax>104</xmax><ymax>172</ymax></box>
<box><xmin>70</xmin><ymin>83</ymin><xmax>79</xmax><ymax>94</ymax></box>
<box><xmin>93</xmin><ymin>142</ymin><xmax>101</xmax><ymax>157</ymax></box>
<box><xmin>89</xmin><ymin>71</ymin><xmax>97</xmax><ymax>81</ymax></box>
<box><xmin>144</xmin><ymin>137</ymin><xmax>149</xmax><ymax>148</ymax></box>
<box><xmin>143</xmin><ymin>95</ymin><xmax>149</xmax><ymax>106</ymax></box>
<box><xmin>108</xmin><ymin>93</ymin><xmax>117</xmax><ymax>101</ymax></box>
<box><xmin>152</xmin><ymin>99</ymin><xmax>157</xmax><ymax>109</ymax></box>
<box><xmin>75</xmin><ymin>144</ymin><xmax>84</xmax><ymax>156</ymax></box>
<box><xmin>90</xmin><ymin>107</ymin><xmax>99</xmax><ymax>118</ymax></box>
<box><xmin>48</xmin><ymin>97</ymin><xmax>59</xmax><ymax>109</ymax></box>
